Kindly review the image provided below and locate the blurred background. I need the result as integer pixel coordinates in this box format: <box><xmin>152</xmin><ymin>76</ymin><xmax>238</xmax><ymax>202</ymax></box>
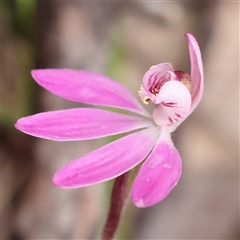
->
<box><xmin>2</xmin><ymin>1</ymin><xmax>239</xmax><ymax>239</ymax></box>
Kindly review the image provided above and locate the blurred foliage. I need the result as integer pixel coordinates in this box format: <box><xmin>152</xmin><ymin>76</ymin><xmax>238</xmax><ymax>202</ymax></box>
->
<box><xmin>7</xmin><ymin>0</ymin><xmax>36</xmax><ymax>39</ymax></box>
<box><xmin>105</xmin><ymin>26</ymin><xmax>128</xmax><ymax>84</ymax></box>
<box><xmin>2</xmin><ymin>1</ymin><xmax>36</xmax><ymax>127</ymax></box>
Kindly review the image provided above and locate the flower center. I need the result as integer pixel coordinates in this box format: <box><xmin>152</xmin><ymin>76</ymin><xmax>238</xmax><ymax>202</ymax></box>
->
<box><xmin>148</xmin><ymin>73</ymin><xmax>171</xmax><ymax>96</ymax></box>
<box><xmin>173</xmin><ymin>70</ymin><xmax>192</xmax><ymax>92</ymax></box>
<box><xmin>138</xmin><ymin>66</ymin><xmax>192</xmax><ymax>106</ymax></box>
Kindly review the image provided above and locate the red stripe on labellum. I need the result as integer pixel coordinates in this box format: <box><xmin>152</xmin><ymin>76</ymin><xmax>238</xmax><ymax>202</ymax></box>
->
<box><xmin>148</xmin><ymin>73</ymin><xmax>156</xmax><ymax>87</ymax></box>
<box><xmin>175</xmin><ymin>113</ymin><xmax>182</xmax><ymax>118</ymax></box>
<box><xmin>162</xmin><ymin>102</ymin><xmax>177</xmax><ymax>108</ymax></box>
<box><xmin>153</xmin><ymin>73</ymin><xmax>159</xmax><ymax>84</ymax></box>
<box><xmin>168</xmin><ymin>117</ymin><xmax>173</xmax><ymax>124</ymax></box>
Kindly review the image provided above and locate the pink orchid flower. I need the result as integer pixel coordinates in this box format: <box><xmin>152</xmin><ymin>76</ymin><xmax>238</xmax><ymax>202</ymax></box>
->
<box><xmin>15</xmin><ymin>33</ymin><xmax>203</xmax><ymax>207</ymax></box>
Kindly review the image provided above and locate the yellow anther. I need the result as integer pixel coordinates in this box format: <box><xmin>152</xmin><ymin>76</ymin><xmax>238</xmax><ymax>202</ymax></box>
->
<box><xmin>143</xmin><ymin>97</ymin><xmax>150</xmax><ymax>105</ymax></box>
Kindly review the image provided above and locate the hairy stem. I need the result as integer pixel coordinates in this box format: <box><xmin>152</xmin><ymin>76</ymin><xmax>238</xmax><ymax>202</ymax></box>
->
<box><xmin>101</xmin><ymin>172</ymin><xmax>129</xmax><ymax>240</ymax></box>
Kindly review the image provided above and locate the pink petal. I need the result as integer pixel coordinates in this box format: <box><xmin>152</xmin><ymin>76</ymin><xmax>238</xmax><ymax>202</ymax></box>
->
<box><xmin>186</xmin><ymin>33</ymin><xmax>204</xmax><ymax>113</ymax></box>
<box><xmin>131</xmin><ymin>133</ymin><xmax>182</xmax><ymax>207</ymax></box>
<box><xmin>152</xmin><ymin>81</ymin><xmax>191</xmax><ymax>130</ymax></box>
<box><xmin>31</xmin><ymin>69</ymin><xmax>150</xmax><ymax>117</ymax></box>
<box><xmin>15</xmin><ymin>108</ymin><xmax>153</xmax><ymax>141</ymax></box>
<box><xmin>53</xmin><ymin>127</ymin><xmax>160</xmax><ymax>188</ymax></box>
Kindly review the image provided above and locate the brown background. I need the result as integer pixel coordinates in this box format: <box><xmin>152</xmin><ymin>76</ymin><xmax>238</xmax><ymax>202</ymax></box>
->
<box><xmin>2</xmin><ymin>1</ymin><xmax>239</xmax><ymax>239</ymax></box>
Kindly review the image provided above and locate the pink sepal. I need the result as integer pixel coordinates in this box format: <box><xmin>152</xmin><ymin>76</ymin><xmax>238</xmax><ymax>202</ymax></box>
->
<box><xmin>31</xmin><ymin>69</ymin><xmax>150</xmax><ymax>117</ymax></box>
<box><xmin>53</xmin><ymin>127</ymin><xmax>160</xmax><ymax>188</ymax></box>
<box><xmin>15</xmin><ymin>108</ymin><xmax>154</xmax><ymax>141</ymax></box>
<box><xmin>185</xmin><ymin>33</ymin><xmax>204</xmax><ymax>114</ymax></box>
<box><xmin>131</xmin><ymin>133</ymin><xmax>182</xmax><ymax>207</ymax></box>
